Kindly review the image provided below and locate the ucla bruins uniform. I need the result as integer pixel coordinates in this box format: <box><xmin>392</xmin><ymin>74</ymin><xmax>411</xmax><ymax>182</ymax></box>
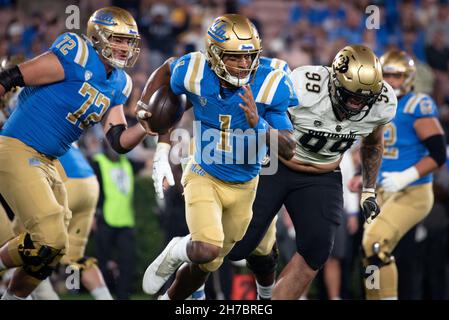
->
<box><xmin>0</xmin><ymin>32</ymin><xmax>132</xmax><ymax>276</ymax></box>
<box><xmin>170</xmin><ymin>51</ymin><xmax>296</xmax><ymax>272</ymax></box>
<box><xmin>363</xmin><ymin>92</ymin><xmax>437</xmax><ymax>299</ymax></box>
<box><xmin>229</xmin><ymin>65</ymin><xmax>396</xmax><ymax>270</ymax></box>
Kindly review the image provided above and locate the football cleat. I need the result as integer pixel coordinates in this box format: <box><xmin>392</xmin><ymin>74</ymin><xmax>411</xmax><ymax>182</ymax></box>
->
<box><xmin>142</xmin><ymin>237</ymin><xmax>183</xmax><ymax>295</ymax></box>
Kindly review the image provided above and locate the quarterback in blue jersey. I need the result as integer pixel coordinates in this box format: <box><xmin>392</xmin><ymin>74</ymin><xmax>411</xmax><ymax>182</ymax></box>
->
<box><xmin>360</xmin><ymin>50</ymin><xmax>446</xmax><ymax>300</ymax></box>
<box><xmin>141</xmin><ymin>14</ymin><xmax>297</xmax><ymax>299</ymax></box>
<box><xmin>0</xmin><ymin>7</ymin><xmax>148</xmax><ymax>300</ymax></box>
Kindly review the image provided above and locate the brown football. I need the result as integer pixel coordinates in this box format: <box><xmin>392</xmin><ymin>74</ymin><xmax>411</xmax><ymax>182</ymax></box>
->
<box><xmin>145</xmin><ymin>85</ymin><xmax>186</xmax><ymax>134</ymax></box>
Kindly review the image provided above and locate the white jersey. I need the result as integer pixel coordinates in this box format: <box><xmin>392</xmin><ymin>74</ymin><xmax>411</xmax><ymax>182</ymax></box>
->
<box><xmin>288</xmin><ymin>65</ymin><xmax>397</xmax><ymax>165</ymax></box>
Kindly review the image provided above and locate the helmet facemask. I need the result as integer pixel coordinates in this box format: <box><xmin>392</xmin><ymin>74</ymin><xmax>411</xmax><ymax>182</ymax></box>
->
<box><xmin>330</xmin><ymin>75</ymin><xmax>381</xmax><ymax>122</ymax></box>
<box><xmin>209</xmin><ymin>44</ymin><xmax>261</xmax><ymax>87</ymax></box>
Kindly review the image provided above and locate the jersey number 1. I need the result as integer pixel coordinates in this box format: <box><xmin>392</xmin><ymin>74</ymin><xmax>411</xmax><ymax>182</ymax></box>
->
<box><xmin>217</xmin><ymin>115</ymin><xmax>232</xmax><ymax>152</ymax></box>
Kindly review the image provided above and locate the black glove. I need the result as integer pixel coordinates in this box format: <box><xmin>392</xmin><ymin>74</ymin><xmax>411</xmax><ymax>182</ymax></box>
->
<box><xmin>360</xmin><ymin>192</ymin><xmax>380</xmax><ymax>224</ymax></box>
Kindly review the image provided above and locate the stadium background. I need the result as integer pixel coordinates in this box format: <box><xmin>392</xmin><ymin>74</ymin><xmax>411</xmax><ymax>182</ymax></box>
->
<box><xmin>1</xmin><ymin>0</ymin><xmax>449</xmax><ymax>299</ymax></box>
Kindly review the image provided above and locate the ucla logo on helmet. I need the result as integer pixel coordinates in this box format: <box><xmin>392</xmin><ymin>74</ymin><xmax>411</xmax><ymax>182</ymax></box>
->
<box><xmin>239</xmin><ymin>44</ymin><xmax>255</xmax><ymax>50</ymax></box>
<box><xmin>92</xmin><ymin>11</ymin><xmax>116</xmax><ymax>26</ymax></box>
<box><xmin>208</xmin><ymin>20</ymin><xmax>228</xmax><ymax>43</ymax></box>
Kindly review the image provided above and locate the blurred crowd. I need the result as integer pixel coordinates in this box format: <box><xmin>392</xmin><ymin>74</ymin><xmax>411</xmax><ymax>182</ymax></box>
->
<box><xmin>1</xmin><ymin>0</ymin><xmax>449</xmax><ymax>299</ymax></box>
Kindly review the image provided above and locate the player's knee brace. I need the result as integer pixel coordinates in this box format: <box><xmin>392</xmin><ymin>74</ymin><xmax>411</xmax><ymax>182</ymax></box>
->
<box><xmin>246</xmin><ymin>245</ymin><xmax>279</xmax><ymax>275</ymax></box>
<box><xmin>16</xmin><ymin>233</ymin><xmax>63</xmax><ymax>280</ymax></box>
<box><xmin>362</xmin><ymin>242</ymin><xmax>395</xmax><ymax>269</ymax></box>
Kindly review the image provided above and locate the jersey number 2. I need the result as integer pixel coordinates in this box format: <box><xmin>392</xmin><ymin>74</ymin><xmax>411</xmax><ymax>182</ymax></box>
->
<box><xmin>383</xmin><ymin>123</ymin><xmax>398</xmax><ymax>159</ymax></box>
<box><xmin>66</xmin><ymin>82</ymin><xmax>110</xmax><ymax>129</ymax></box>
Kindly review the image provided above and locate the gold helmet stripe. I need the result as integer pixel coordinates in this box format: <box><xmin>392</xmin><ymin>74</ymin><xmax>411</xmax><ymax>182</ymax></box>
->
<box><xmin>256</xmin><ymin>69</ymin><xmax>283</xmax><ymax>105</ymax></box>
<box><xmin>72</xmin><ymin>33</ymin><xmax>89</xmax><ymax>68</ymax></box>
<box><xmin>122</xmin><ymin>72</ymin><xmax>133</xmax><ymax>98</ymax></box>
<box><xmin>184</xmin><ymin>52</ymin><xmax>206</xmax><ymax>95</ymax></box>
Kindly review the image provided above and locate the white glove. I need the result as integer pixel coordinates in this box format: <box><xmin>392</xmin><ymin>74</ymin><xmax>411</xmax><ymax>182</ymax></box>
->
<box><xmin>381</xmin><ymin>166</ymin><xmax>419</xmax><ymax>193</ymax></box>
<box><xmin>152</xmin><ymin>142</ymin><xmax>175</xmax><ymax>199</ymax></box>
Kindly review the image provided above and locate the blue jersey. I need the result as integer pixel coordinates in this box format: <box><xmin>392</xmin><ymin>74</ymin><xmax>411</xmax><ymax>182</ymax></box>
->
<box><xmin>1</xmin><ymin>32</ymin><xmax>132</xmax><ymax>158</ymax></box>
<box><xmin>259</xmin><ymin>57</ymin><xmax>291</xmax><ymax>74</ymax></box>
<box><xmin>380</xmin><ymin>92</ymin><xmax>439</xmax><ymax>186</ymax></box>
<box><xmin>59</xmin><ymin>145</ymin><xmax>94</xmax><ymax>179</ymax></box>
<box><xmin>170</xmin><ymin>52</ymin><xmax>297</xmax><ymax>182</ymax></box>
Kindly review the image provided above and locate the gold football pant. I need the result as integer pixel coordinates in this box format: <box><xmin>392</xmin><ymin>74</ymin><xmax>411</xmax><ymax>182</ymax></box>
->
<box><xmin>182</xmin><ymin>161</ymin><xmax>258</xmax><ymax>272</ymax></box>
<box><xmin>0</xmin><ymin>136</ymin><xmax>71</xmax><ymax>262</ymax></box>
<box><xmin>60</xmin><ymin>176</ymin><xmax>99</xmax><ymax>264</ymax></box>
<box><xmin>363</xmin><ymin>183</ymin><xmax>433</xmax><ymax>299</ymax></box>
<box><xmin>10</xmin><ymin>176</ymin><xmax>99</xmax><ymax>265</ymax></box>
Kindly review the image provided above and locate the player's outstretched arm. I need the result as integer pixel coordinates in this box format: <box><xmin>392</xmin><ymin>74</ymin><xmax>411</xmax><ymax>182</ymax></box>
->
<box><xmin>136</xmin><ymin>57</ymin><xmax>177</xmax><ymax>134</ymax></box>
<box><xmin>102</xmin><ymin>104</ymin><xmax>146</xmax><ymax>154</ymax></box>
<box><xmin>382</xmin><ymin>117</ymin><xmax>447</xmax><ymax>192</ymax></box>
<box><xmin>360</xmin><ymin>125</ymin><xmax>384</xmax><ymax>223</ymax></box>
<box><xmin>361</xmin><ymin>125</ymin><xmax>384</xmax><ymax>189</ymax></box>
<box><xmin>0</xmin><ymin>52</ymin><xmax>64</xmax><ymax>96</ymax></box>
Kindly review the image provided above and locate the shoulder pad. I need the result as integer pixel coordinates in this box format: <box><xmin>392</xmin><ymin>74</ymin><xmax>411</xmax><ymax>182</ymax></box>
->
<box><xmin>290</xmin><ymin>65</ymin><xmax>330</xmax><ymax>107</ymax></box>
<box><xmin>51</xmin><ymin>32</ymin><xmax>90</xmax><ymax>68</ymax></box>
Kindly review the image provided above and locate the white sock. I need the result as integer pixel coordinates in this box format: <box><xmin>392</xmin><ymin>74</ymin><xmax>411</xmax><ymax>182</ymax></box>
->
<box><xmin>31</xmin><ymin>278</ymin><xmax>60</xmax><ymax>300</ymax></box>
<box><xmin>171</xmin><ymin>235</ymin><xmax>192</xmax><ymax>263</ymax></box>
<box><xmin>158</xmin><ymin>292</ymin><xmax>171</xmax><ymax>300</ymax></box>
<box><xmin>91</xmin><ymin>286</ymin><xmax>113</xmax><ymax>300</ymax></box>
<box><xmin>256</xmin><ymin>281</ymin><xmax>274</xmax><ymax>299</ymax></box>
<box><xmin>1</xmin><ymin>290</ymin><xmax>29</xmax><ymax>300</ymax></box>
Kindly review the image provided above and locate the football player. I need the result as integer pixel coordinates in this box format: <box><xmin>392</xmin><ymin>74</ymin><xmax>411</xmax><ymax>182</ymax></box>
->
<box><xmin>0</xmin><ymin>7</ymin><xmax>147</xmax><ymax>300</ymax></box>
<box><xmin>140</xmin><ymin>14</ymin><xmax>297</xmax><ymax>300</ymax></box>
<box><xmin>228</xmin><ymin>45</ymin><xmax>398</xmax><ymax>299</ymax></box>
<box><xmin>150</xmin><ymin>55</ymin><xmax>293</xmax><ymax>300</ymax></box>
<box><xmin>350</xmin><ymin>50</ymin><xmax>446</xmax><ymax>299</ymax></box>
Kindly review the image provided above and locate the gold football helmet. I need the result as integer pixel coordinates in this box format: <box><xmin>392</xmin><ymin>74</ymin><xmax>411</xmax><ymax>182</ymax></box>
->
<box><xmin>380</xmin><ymin>50</ymin><xmax>416</xmax><ymax>97</ymax></box>
<box><xmin>205</xmin><ymin>14</ymin><xmax>262</xmax><ymax>87</ymax></box>
<box><xmin>330</xmin><ymin>45</ymin><xmax>383</xmax><ymax>121</ymax></box>
<box><xmin>87</xmin><ymin>6</ymin><xmax>140</xmax><ymax>69</ymax></box>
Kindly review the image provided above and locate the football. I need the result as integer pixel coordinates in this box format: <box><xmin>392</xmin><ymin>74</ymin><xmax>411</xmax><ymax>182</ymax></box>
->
<box><xmin>143</xmin><ymin>85</ymin><xmax>186</xmax><ymax>134</ymax></box>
